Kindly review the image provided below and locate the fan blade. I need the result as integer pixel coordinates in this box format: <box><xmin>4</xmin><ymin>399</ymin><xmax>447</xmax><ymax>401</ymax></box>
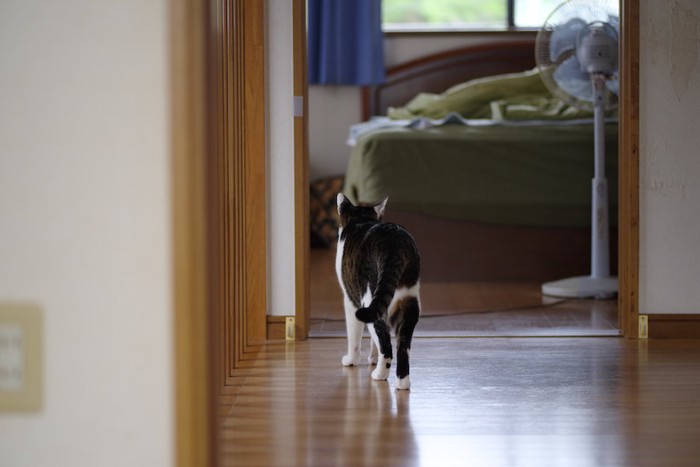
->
<box><xmin>553</xmin><ymin>55</ymin><xmax>592</xmax><ymax>102</ymax></box>
<box><xmin>606</xmin><ymin>14</ymin><xmax>620</xmax><ymax>36</ymax></box>
<box><xmin>549</xmin><ymin>18</ymin><xmax>587</xmax><ymax>63</ymax></box>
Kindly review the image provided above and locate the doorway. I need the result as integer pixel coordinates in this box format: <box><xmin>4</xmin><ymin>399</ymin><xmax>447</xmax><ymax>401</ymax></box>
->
<box><xmin>302</xmin><ymin>0</ymin><xmax>638</xmax><ymax>338</ymax></box>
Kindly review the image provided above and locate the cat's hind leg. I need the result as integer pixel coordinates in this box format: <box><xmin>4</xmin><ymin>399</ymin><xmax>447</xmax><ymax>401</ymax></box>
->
<box><xmin>368</xmin><ymin>339</ymin><xmax>378</xmax><ymax>365</ymax></box>
<box><xmin>394</xmin><ymin>296</ymin><xmax>420</xmax><ymax>390</ymax></box>
<box><xmin>342</xmin><ymin>296</ymin><xmax>364</xmax><ymax>366</ymax></box>
<box><xmin>368</xmin><ymin>319</ymin><xmax>393</xmax><ymax>381</ymax></box>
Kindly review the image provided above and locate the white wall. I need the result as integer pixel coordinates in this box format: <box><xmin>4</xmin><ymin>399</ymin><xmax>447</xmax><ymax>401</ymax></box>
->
<box><xmin>266</xmin><ymin>0</ymin><xmax>296</xmax><ymax>316</ymax></box>
<box><xmin>309</xmin><ymin>85</ymin><xmax>360</xmax><ymax>180</ymax></box>
<box><xmin>0</xmin><ymin>1</ymin><xmax>173</xmax><ymax>466</ymax></box>
<box><xmin>639</xmin><ymin>0</ymin><xmax>700</xmax><ymax>314</ymax></box>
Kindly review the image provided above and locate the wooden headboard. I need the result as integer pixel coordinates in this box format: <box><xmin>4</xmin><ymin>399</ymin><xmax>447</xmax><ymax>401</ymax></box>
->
<box><xmin>362</xmin><ymin>38</ymin><xmax>537</xmax><ymax>120</ymax></box>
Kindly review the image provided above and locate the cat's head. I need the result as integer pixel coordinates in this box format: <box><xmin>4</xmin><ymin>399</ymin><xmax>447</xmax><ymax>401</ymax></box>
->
<box><xmin>336</xmin><ymin>193</ymin><xmax>388</xmax><ymax>228</ymax></box>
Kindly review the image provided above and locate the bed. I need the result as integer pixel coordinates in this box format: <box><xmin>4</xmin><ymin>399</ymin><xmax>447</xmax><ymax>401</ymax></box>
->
<box><xmin>344</xmin><ymin>38</ymin><xmax>618</xmax><ymax>282</ymax></box>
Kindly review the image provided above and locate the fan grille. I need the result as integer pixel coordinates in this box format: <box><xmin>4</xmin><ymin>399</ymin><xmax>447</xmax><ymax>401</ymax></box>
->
<box><xmin>535</xmin><ymin>0</ymin><xmax>619</xmax><ymax>112</ymax></box>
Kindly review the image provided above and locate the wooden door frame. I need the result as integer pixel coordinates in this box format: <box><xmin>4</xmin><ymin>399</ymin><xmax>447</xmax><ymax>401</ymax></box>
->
<box><xmin>171</xmin><ymin>0</ymin><xmax>214</xmax><ymax>465</ymax></box>
<box><xmin>171</xmin><ymin>0</ymin><xmax>267</xmax><ymax>466</ymax></box>
<box><xmin>618</xmin><ymin>0</ymin><xmax>640</xmax><ymax>338</ymax></box>
<box><xmin>207</xmin><ymin>0</ymin><xmax>267</xmax><ymax>373</ymax></box>
<box><xmin>293</xmin><ymin>0</ymin><xmax>641</xmax><ymax>338</ymax></box>
<box><xmin>294</xmin><ymin>0</ymin><xmax>310</xmax><ymax>340</ymax></box>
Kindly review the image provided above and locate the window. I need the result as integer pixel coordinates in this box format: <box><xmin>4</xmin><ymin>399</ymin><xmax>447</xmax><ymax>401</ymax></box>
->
<box><xmin>513</xmin><ymin>0</ymin><xmax>565</xmax><ymax>28</ymax></box>
<box><xmin>382</xmin><ymin>0</ymin><xmax>565</xmax><ymax>31</ymax></box>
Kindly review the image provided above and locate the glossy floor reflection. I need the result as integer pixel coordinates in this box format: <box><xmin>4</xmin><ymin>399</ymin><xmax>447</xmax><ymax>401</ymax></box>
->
<box><xmin>219</xmin><ymin>337</ymin><xmax>700</xmax><ymax>466</ymax></box>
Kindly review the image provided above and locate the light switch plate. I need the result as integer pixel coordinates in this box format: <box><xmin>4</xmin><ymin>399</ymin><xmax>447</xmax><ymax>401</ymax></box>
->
<box><xmin>0</xmin><ymin>303</ymin><xmax>42</xmax><ymax>411</ymax></box>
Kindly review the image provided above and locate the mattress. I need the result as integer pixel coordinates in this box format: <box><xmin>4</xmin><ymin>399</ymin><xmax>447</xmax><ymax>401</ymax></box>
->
<box><xmin>343</xmin><ymin>122</ymin><xmax>618</xmax><ymax>228</ymax></box>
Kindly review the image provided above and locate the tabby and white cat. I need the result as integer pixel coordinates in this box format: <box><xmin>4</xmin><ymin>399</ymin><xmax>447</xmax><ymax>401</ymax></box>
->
<box><xmin>335</xmin><ymin>193</ymin><xmax>421</xmax><ymax>390</ymax></box>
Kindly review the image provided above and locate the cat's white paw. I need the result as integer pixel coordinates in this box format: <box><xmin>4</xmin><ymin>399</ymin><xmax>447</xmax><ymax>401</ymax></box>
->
<box><xmin>367</xmin><ymin>354</ymin><xmax>378</xmax><ymax>365</ymax></box>
<box><xmin>342</xmin><ymin>353</ymin><xmax>360</xmax><ymax>366</ymax></box>
<box><xmin>371</xmin><ymin>364</ymin><xmax>390</xmax><ymax>381</ymax></box>
<box><xmin>396</xmin><ymin>376</ymin><xmax>411</xmax><ymax>390</ymax></box>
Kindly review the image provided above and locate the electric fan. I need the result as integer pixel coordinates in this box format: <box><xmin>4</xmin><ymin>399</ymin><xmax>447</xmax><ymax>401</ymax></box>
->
<box><xmin>536</xmin><ymin>0</ymin><xmax>619</xmax><ymax>298</ymax></box>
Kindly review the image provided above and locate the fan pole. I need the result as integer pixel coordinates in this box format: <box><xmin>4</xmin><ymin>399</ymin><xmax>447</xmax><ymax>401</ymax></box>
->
<box><xmin>591</xmin><ymin>73</ymin><xmax>610</xmax><ymax>279</ymax></box>
<box><xmin>541</xmin><ymin>73</ymin><xmax>618</xmax><ymax>299</ymax></box>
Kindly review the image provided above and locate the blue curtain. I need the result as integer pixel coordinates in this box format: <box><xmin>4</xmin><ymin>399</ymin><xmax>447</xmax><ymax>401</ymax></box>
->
<box><xmin>308</xmin><ymin>0</ymin><xmax>385</xmax><ymax>86</ymax></box>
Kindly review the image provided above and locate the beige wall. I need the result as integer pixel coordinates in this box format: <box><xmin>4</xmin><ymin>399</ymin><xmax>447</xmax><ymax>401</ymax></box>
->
<box><xmin>0</xmin><ymin>1</ymin><xmax>173</xmax><ymax>465</ymax></box>
<box><xmin>639</xmin><ymin>0</ymin><xmax>700</xmax><ymax>314</ymax></box>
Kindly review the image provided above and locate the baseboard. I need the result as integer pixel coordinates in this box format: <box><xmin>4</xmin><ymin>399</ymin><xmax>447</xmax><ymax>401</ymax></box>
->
<box><xmin>275</xmin><ymin>313</ymin><xmax>700</xmax><ymax>339</ymax></box>
<box><xmin>266</xmin><ymin>316</ymin><xmax>287</xmax><ymax>340</ymax></box>
<box><xmin>648</xmin><ymin>314</ymin><xmax>700</xmax><ymax>339</ymax></box>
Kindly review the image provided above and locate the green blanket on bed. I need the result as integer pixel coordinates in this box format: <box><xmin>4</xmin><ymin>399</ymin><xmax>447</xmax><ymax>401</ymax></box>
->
<box><xmin>345</xmin><ymin>69</ymin><xmax>619</xmax><ymax>228</ymax></box>
<box><xmin>387</xmin><ymin>68</ymin><xmax>615</xmax><ymax>121</ymax></box>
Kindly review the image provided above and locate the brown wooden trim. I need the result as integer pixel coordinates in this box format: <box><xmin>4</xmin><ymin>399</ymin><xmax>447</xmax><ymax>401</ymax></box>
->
<box><xmin>387</xmin><ymin>39</ymin><xmax>535</xmax><ymax>76</ymax></box>
<box><xmin>209</xmin><ymin>0</ymin><xmax>229</xmax><ymax>394</ymax></box>
<box><xmin>203</xmin><ymin>0</ymin><xmax>265</xmax><ymax>392</ymax></box>
<box><xmin>170</xmin><ymin>0</ymin><xmax>216</xmax><ymax>465</ymax></box>
<box><xmin>619</xmin><ymin>0</ymin><xmax>640</xmax><ymax>338</ymax></box>
<box><xmin>242</xmin><ymin>0</ymin><xmax>267</xmax><ymax>349</ymax></box>
<box><xmin>648</xmin><ymin>315</ymin><xmax>700</xmax><ymax>339</ymax></box>
<box><xmin>210</xmin><ymin>0</ymin><xmax>266</xmax><ymax>378</ymax></box>
<box><xmin>267</xmin><ymin>316</ymin><xmax>288</xmax><ymax>341</ymax></box>
<box><xmin>294</xmin><ymin>0</ymin><xmax>310</xmax><ymax>340</ymax></box>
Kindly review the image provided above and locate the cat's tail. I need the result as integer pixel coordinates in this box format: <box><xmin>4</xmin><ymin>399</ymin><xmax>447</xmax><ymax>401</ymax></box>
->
<box><xmin>355</xmin><ymin>305</ymin><xmax>383</xmax><ymax>324</ymax></box>
<box><xmin>355</xmin><ymin>257</ymin><xmax>403</xmax><ymax>324</ymax></box>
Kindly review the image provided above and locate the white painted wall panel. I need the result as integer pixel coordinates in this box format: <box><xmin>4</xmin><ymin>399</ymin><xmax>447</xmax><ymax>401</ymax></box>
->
<box><xmin>267</xmin><ymin>0</ymin><xmax>297</xmax><ymax>316</ymax></box>
<box><xmin>639</xmin><ymin>0</ymin><xmax>700</xmax><ymax>314</ymax></box>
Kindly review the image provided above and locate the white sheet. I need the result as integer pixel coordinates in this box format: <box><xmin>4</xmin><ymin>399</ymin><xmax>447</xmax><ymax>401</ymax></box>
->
<box><xmin>346</xmin><ymin>111</ymin><xmax>617</xmax><ymax>147</ymax></box>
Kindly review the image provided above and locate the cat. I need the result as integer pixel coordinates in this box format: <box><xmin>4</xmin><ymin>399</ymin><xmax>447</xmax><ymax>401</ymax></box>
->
<box><xmin>335</xmin><ymin>193</ymin><xmax>421</xmax><ymax>390</ymax></box>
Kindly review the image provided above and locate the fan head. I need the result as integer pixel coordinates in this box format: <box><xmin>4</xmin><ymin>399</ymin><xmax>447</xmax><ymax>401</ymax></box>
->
<box><xmin>535</xmin><ymin>0</ymin><xmax>619</xmax><ymax>111</ymax></box>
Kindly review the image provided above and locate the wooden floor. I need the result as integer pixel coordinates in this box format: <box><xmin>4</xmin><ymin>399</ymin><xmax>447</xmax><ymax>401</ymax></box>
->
<box><xmin>219</xmin><ymin>337</ymin><xmax>700</xmax><ymax>466</ymax></box>
<box><xmin>310</xmin><ymin>247</ymin><xmax>619</xmax><ymax>337</ymax></box>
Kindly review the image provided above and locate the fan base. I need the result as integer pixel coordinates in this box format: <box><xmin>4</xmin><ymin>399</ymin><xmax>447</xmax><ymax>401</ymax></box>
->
<box><xmin>542</xmin><ymin>275</ymin><xmax>618</xmax><ymax>299</ymax></box>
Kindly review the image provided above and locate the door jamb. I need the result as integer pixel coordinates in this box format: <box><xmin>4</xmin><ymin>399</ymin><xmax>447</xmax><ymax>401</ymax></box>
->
<box><xmin>171</xmin><ymin>0</ymin><xmax>216</xmax><ymax>465</ymax></box>
<box><xmin>618</xmin><ymin>0</ymin><xmax>640</xmax><ymax>338</ymax></box>
<box><xmin>294</xmin><ymin>0</ymin><xmax>310</xmax><ymax>340</ymax></box>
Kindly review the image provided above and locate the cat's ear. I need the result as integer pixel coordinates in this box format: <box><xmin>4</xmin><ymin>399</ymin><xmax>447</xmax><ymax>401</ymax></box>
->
<box><xmin>374</xmin><ymin>196</ymin><xmax>388</xmax><ymax>219</ymax></box>
<box><xmin>337</xmin><ymin>193</ymin><xmax>351</xmax><ymax>215</ymax></box>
